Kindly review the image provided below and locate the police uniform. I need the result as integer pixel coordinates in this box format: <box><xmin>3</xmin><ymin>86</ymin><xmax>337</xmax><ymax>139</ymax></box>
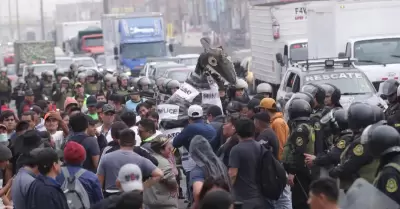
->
<box><xmin>0</xmin><ymin>75</ymin><xmax>11</xmax><ymax>104</ymax></box>
<box><xmin>85</xmin><ymin>82</ymin><xmax>102</xmax><ymax>95</ymax></box>
<box><xmin>374</xmin><ymin>160</ymin><xmax>400</xmax><ymax>205</ymax></box>
<box><xmin>41</xmin><ymin>80</ymin><xmax>54</xmax><ymax>100</ymax></box>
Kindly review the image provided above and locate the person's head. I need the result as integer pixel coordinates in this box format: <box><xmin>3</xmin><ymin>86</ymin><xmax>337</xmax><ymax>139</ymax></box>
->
<box><xmin>74</xmin><ymin>82</ymin><xmax>84</xmax><ymax>95</ymax></box>
<box><xmin>222</xmin><ymin>116</ymin><xmax>239</xmax><ymax>138</ymax></box>
<box><xmin>24</xmin><ymin>90</ymin><xmax>34</xmax><ymax>103</ymax></box>
<box><xmin>111</xmin><ymin>121</ymin><xmax>129</xmax><ymax>141</ymax></box>
<box><xmin>16</xmin><ymin>121</ymin><xmax>29</xmax><ymax>136</ymax></box>
<box><xmin>233</xmin><ymin>118</ymin><xmax>255</xmax><ymax>140</ymax></box>
<box><xmin>199</xmin><ymin>189</ymin><xmax>234</xmax><ymax>209</ymax></box>
<box><xmin>63</xmin><ymin>141</ymin><xmax>86</xmax><ymax>166</ymax></box>
<box><xmin>136</xmin><ymin>102</ymin><xmax>151</xmax><ymax>118</ymax></box>
<box><xmin>258</xmin><ymin>98</ymin><xmax>277</xmax><ymax>115</ymax></box>
<box><xmin>69</xmin><ymin>113</ymin><xmax>88</xmax><ymax>133</ymax></box>
<box><xmin>64</xmin><ymin>97</ymin><xmax>79</xmax><ymax>113</ymax></box>
<box><xmin>138</xmin><ymin>119</ymin><xmax>156</xmax><ymax>140</ymax></box>
<box><xmin>21</xmin><ymin>148</ymin><xmax>41</xmax><ymax>174</ymax></box>
<box><xmin>35</xmin><ymin>100</ymin><xmax>49</xmax><ymax>113</ymax></box>
<box><xmin>147</xmin><ymin>111</ymin><xmax>159</xmax><ymax>129</ymax></box>
<box><xmin>85</xmin><ymin>115</ymin><xmax>97</xmax><ymax>136</ymax></box>
<box><xmin>116</xmin><ymin>163</ymin><xmax>143</xmax><ymax>192</ymax></box>
<box><xmin>30</xmin><ymin>105</ymin><xmax>43</xmax><ymax>124</ymax></box>
<box><xmin>115</xmin><ymin>190</ymin><xmax>143</xmax><ymax>209</ymax></box>
<box><xmin>35</xmin><ymin>147</ymin><xmax>61</xmax><ymax>176</ymax></box>
<box><xmin>96</xmin><ymin>92</ymin><xmax>107</xmax><ymax>103</ymax></box>
<box><xmin>247</xmin><ymin>98</ymin><xmax>260</xmax><ymax>119</ymax></box>
<box><xmin>253</xmin><ymin>112</ymin><xmax>271</xmax><ymax>133</ymax></box>
<box><xmin>69</xmin><ymin>106</ymin><xmax>82</xmax><ymax>116</ymax></box>
<box><xmin>144</xmin><ymin>100</ymin><xmax>156</xmax><ymax>111</ymax></box>
<box><xmin>0</xmin><ymin>124</ymin><xmax>7</xmax><ymax>145</ymax></box>
<box><xmin>61</xmin><ymin>111</ymin><xmax>69</xmax><ymax>125</ymax></box>
<box><xmin>75</xmin><ymin>94</ymin><xmax>85</xmax><ymax>108</ymax></box>
<box><xmin>188</xmin><ymin>104</ymin><xmax>203</xmax><ymax>123</ymax></box>
<box><xmin>151</xmin><ymin>135</ymin><xmax>173</xmax><ymax>158</ymax></box>
<box><xmin>96</xmin><ymin>101</ymin><xmax>106</xmax><ymax>123</ymax></box>
<box><xmin>308</xmin><ymin>178</ymin><xmax>339</xmax><ymax>209</ymax></box>
<box><xmin>0</xmin><ymin>144</ymin><xmax>12</xmax><ymax>169</ymax></box>
<box><xmin>21</xmin><ymin>111</ymin><xmax>36</xmax><ymax>130</ymax></box>
<box><xmin>0</xmin><ymin>110</ymin><xmax>16</xmax><ymax>132</ymax></box>
<box><xmin>198</xmin><ymin>177</ymin><xmax>231</xmax><ymax>202</ymax></box>
<box><xmin>207</xmin><ymin>105</ymin><xmax>222</xmax><ymax>123</ymax></box>
<box><xmin>44</xmin><ymin>111</ymin><xmax>61</xmax><ymax>132</ymax></box>
<box><xmin>119</xmin><ymin>129</ymin><xmax>136</xmax><ymax>147</ymax></box>
<box><xmin>129</xmin><ymin>91</ymin><xmax>141</xmax><ymax>102</ymax></box>
<box><xmin>101</xmin><ymin>104</ymin><xmax>116</xmax><ymax>125</ymax></box>
<box><xmin>120</xmin><ymin>111</ymin><xmax>137</xmax><ymax>127</ymax></box>
<box><xmin>86</xmin><ymin>95</ymin><xmax>97</xmax><ymax>114</ymax></box>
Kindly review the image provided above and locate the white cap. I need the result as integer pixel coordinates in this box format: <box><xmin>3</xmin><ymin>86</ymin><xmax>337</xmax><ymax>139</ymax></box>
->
<box><xmin>188</xmin><ymin>105</ymin><xmax>203</xmax><ymax>118</ymax></box>
<box><xmin>117</xmin><ymin>164</ymin><xmax>143</xmax><ymax>192</ymax></box>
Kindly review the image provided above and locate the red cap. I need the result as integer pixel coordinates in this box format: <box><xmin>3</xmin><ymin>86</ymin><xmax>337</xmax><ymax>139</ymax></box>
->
<box><xmin>64</xmin><ymin>141</ymin><xmax>86</xmax><ymax>165</ymax></box>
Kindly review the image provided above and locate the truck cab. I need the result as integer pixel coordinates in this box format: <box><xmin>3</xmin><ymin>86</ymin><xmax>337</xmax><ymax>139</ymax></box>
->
<box><xmin>81</xmin><ymin>34</ymin><xmax>104</xmax><ymax>54</ymax></box>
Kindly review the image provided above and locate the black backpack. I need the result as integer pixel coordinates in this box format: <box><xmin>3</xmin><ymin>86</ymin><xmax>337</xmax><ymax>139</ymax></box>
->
<box><xmin>256</xmin><ymin>144</ymin><xmax>287</xmax><ymax>200</ymax></box>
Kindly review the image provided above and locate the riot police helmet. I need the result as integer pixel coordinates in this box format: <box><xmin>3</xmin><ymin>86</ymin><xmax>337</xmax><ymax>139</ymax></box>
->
<box><xmin>347</xmin><ymin>102</ymin><xmax>376</xmax><ymax>130</ymax></box>
<box><xmin>60</xmin><ymin>77</ymin><xmax>70</xmax><ymax>84</ymax></box>
<box><xmin>162</xmin><ymin>78</ymin><xmax>173</xmax><ymax>89</ymax></box>
<box><xmin>235</xmin><ymin>78</ymin><xmax>248</xmax><ymax>89</ymax></box>
<box><xmin>372</xmin><ymin>105</ymin><xmax>385</xmax><ymax>123</ymax></box>
<box><xmin>86</xmin><ymin>69</ymin><xmax>97</xmax><ymax>78</ymax></box>
<box><xmin>131</xmin><ymin>77</ymin><xmax>141</xmax><ymax>88</ymax></box>
<box><xmin>118</xmin><ymin>73</ymin><xmax>129</xmax><ymax>81</ymax></box>
<box><xmin>321</xmin><ymin>83</ymin><xmax>341</xmax><ymax>105</ymax></box>
<box><xmin>77</xmin><ymin>72</ymin><xmax>86</xmax><ymax>80</ymax></box>
<box><xmin>361</xmin><ymin>124</ymin><xmax>400</xmax><ymax>157</ymax></box>
<box><xmin>103</xmin><ymin>74</ymin><xmax>113</xmax><ymax>83</ymax></box>
<box><xmin>256</xmin><ymin>83</ymin><xmax>273</xmax><ymax>95</ymax></box>
<box><xmin>138</xmin><ymin>77</ymin><xmax>151</xmax><ymax>90</ymax></box>
<box><xmin>0</xmin><ymin>67</ymin><xmax>7</xmax><ymax>73</ymax></box>
<box><xmin>301</xmin><ymin>83</ymin><xmax>326</xmax><ymax>106</ymax></box>
<box><xmin>16</xmin><ymin>77</ymin><xmax>25</xmax><ymax>86</ymax></box>
<box><xmin>291</xmin><ymin>92</ymin><xmax>315</xmax><ymax>108</ymax></box>
<box><xmin>109</xmin><ymin>76</ymin><xmax>118</xmax><ymax>85</ymax></box>
<box><xmin>380</xmin><ymin>79</ymin><xmax>399</xmax><ymax>103</ymax></box>
<box><xmin>128</xmin><ymin>86</ymin><xmax>140</xmax><ymax>94</ymax></box>
<box><xmin>226</xmin><ymin>101</ymin><xmax>243</xmax><ymax>114</ymax></box>
<box><xmin>167</xmin><ymin>80</ymin><xmax>180</xmax><ymax>90</ymax></box>
<box><xmin>156</xmin><ymin>77</ymin><xmax>167</xmax><ymax>89</ymax></box>
<box><xmin>321</xmin><ymin>108</ymin><xmax>348</xmax><ymax>131</ymax></box>
<box><xmin>287</xmin><ymin>98</ymin><xmax>312</xmax><ymax>120</ymax></box>
<box><xmin>44</xmin><ymin>71</ymin><xmax>53</xmax><ymax>78</ymax></box>
<box><xmin>70</xmin><ymin>63</ymin><xmax>77</xmax><ymax>71</ymax></box>
<box><xmin>55</xmin><ymin>68</ymin><xmax>65</xmax><ymax>76</ymax></box>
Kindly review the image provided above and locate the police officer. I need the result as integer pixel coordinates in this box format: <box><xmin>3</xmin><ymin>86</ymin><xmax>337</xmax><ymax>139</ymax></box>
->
<box><xmin>85</xmin><ymin>69</ymin><xmax>102</xmax><ymax>95</ymax></box>
<box><xmin>138</xmin><ymin>77</ymin><xmax>154</xmax><ymax>99</ymax></box>
<box><xmin>254</xmin><ymin>83</ymin><xmax>273</xmax><ymax>100</ymax></box>
<box><xmin>117</xmin><ymin>73</ymin><xmax>129</xmax><ymax>95</ymax></box>
<box><xmin>105</xmin><ymin>76</ymin><xmax>119</xmax><ymax>99</ymax></box>
<box><xmin>158</xmin><ymin>78</ymin><xmax>172</xmax><ymax>102</ymax></box>
<box><xmin>301</xmin><ymin>83</ymin><xmax>327</xmax><ymax>156</ymax></box>
<box><xmin>0</xmin><ymin>68</ymin><xmax>11</xmax><ymax>106</ymax></box>
<box><xmin>284</xmin><ymin>92</ymin><xmax>315</xmax><ymax>121</ymax></box>
<box><xmin>225</xmin><ymin>101</ymin><xmax>244</xmax><ymax>116</ymax></box>
<box><xmin>166</xmin><ymin>79</ymin><xmax>180</xmax><ymax>95</ymax></box>
<box><xmin>305</xmin><ymin>108</ymin><xmax>352</xmax><ymax>170</ymax></box>
<box><xmin>282</xmin><ymin>98</ymin><xmax>314</xmax><ymax>209</ymax></box>
<box><xmin>386</xmin><ymin>84</ymin><xmax>400</xmax><ymax>133</ymax></box>
<box><xmin>228</xmin><ymin>78</ymin><xmax>250</xmax><ymax>103</ymax></box>
<box><xmin>54</xmin><ymin>68</ymin><xmax>65</xmax><ymax>83</ymax></box>
<box><xmin>381</xmin><ymin>79</ymin><xmax>400</xmax><ymax>119</ymax></box>
<box><xmin>12</xmin><ymin>77</ymin><xmax>29</xmax><ymax>112</ymax></box>
<box><xmin>361</xmin><ymin>124</ymin><xmax>400</xmax><ymax>205</ymax></box>
<box><xmin>329</xmin><ymin>102</ymin><xmax>379</xmax><ymax>191</ymax></box>
<box><xmin>76</xmin><ymin>72</ymin><xmax>86</xmax><ymax>85</ymax></box>
<box><xmin>320</xmin><ymin>83</ymin><xmax>342</xmax><ymax>109</ymax></box>
<box><xmin>41</xmin><ymin>71</ymin><xmax>55</xmax><ymax>101</ymax></box>
<box><xmin>52</xmin><ymin>77</ymin><xmax>73</xmax><ymax>110</ymax></box>
<box><xmin>24</xmin><ymin>66</ymin><xmax>41</xmax><ymax>101</ymax></box>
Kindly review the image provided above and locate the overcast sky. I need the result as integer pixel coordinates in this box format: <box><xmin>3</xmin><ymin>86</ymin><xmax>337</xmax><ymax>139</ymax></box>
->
<box><xmin>0</xmin><ymin>0</ymin><xmax>101</xmax><ymax>22</ymax></box>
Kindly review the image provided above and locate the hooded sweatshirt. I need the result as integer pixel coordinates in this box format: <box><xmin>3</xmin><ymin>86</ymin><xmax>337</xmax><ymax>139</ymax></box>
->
<box><xmin>270</xmin><ymin>112</ymin><xmax>290</xmax><ymax>160</ymax></box>
<box><xmin>35</xmin><ymin>118</ymin><xmax>46</xmax><ymax>131</ymax></box>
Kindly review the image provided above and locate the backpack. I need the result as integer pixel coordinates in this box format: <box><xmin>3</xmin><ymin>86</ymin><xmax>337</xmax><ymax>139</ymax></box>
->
<box><xmin>61</xmin><ymin>167</ymin><xmax>91</xmax><ymax>209</ymax></box>
<box><xmin>256</xmin><ymin>144</ymin><xmax>287</xmax><ymax>200</ymax></box>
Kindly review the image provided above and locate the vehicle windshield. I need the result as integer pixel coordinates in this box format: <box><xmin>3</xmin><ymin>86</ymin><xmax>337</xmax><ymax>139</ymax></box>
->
<box><xmin>290</xmin><ymin>42</ymin><xmax>308</xmax><ymax>62</ymax></box>
<box><xmin>74</xmin><ymin>59</ymin><xmax>96</xmax><ymax>67</ymax></box>
<box><xmin>85</xmin><ymin>37</ymin><xmax>103</xmax><ymax>47</ymax></box>
<box><xmin>304</xmin><ymin>72</ymin><xmax>374</xmax><ymax>94</ymax></box>
<box><xmin>179</xmin><ymin>58</ymin><xmax>198</xmax><ymax>66</ymax></box>
<box><xmin>120</xmin><ymin>42</ymin><xmax>166</xmax><ymax>59</ymax></box>
<box><xmin>32</xmin><ymin>65</ymin><xmax>57</xmax><ymax>75</ymax></box>
<box><xmin>167</xmin><ymin>70</ymin><xmax>191</xmax><ymax>82</ymax></box>
<box><xmin>56</xmin><ymin>59</ymin><xmax>73</xmax><ymax>69</ymax></box>
<box><xmin>354</xmin><ymin>38</ymin><xmax>400</xmax><ymax>65</ymax></box>
<box><xmin>155</xmin><ymin>65</ymin><xmax>185</xmax><ymax>78</ymax></box>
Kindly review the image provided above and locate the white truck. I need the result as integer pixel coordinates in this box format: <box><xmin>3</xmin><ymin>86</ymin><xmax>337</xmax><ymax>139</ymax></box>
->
<box><xmin>307</xmin><ymin>0</ymin><xmax>400</xmax><ymax>90</ymax></box>
<box><xmin>55</xmin><ymin>21</ymin><xmax>101</xmax><ymax>48</ymax></box>
<box><xmin>249</xmin><ymin>1</ymin><xmax>317</xmax><ymax>94</ymax></box>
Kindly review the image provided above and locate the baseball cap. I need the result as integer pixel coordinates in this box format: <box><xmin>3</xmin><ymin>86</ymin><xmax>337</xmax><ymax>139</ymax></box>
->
<box><xmin>30</xmin><ymin>105</ymin><xmax>43</xmax><ymax>115</ymax></box>
<box><xmin>257</xmin><ymin>98</ymin><xmax>277</xmax><ymax>111</ymax></box>
<box><xmin>85</xmin><ymin>115</ymin><xmax>97</xmax><ymax>125</ymax></box>
<box><xmin>247</xmin><ymin>98</ymin><xmax>261</xmax><ymax>110</ymax></box>
<box><xmin>86</xmin><ymin>95</ymin><xmax>97</xmax><ymax>107</ymax></box>
<box><xmin>0</xmin><ymin>144</ymin><xmax>11</xmax><ymax>161</ymax></box>
<box><xmin>117</xmin><ymin>164</ymin><xmax>143</xmax><ymax>192</ymax></box>
<box><xmin>74</xmin><ymin>82</ymin><xmax>83</xmax><ymax>88</ymax></box>
<box><xmin>188</xmin><ymin>105</ymin><xmax>203</xmax><ymax>118</ymax></box>
<box><xmin>102</xmin><ymin>104</ymin><xmax>116</xmax><ymax>114</ymax></box>
<box><xmin>254</xmin><ymin>112</ymin><xmax>271</xmax><ymax>123</ymax></box>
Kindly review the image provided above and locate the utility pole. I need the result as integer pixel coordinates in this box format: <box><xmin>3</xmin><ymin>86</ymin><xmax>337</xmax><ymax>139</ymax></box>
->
<box><xmin>8</xmin><ymin>0</ymin><xmax>14</xmax><ymax>39</ymax></box>
<box><xmin>40</xmin><ymin>0</ymin><xmax>45</xmax><ymax>40</ymax></box>
<box><xmin>16</xmin><ymin>0</ymin><xmax>21</xmax><ymax>40</ymax></box>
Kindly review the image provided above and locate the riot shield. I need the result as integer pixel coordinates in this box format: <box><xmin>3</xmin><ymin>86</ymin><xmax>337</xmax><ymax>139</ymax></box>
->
<box><xmin>339</xmin><ymin>178</ymin><xmax>400</xmax><ymax>209</ymax></box>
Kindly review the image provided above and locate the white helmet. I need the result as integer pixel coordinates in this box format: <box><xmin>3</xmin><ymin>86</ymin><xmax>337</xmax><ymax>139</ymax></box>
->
<box><xmin>235</xmin><ymin>78</ymin><xmax>248</xmax><ymax>89</ymax></box>
<box><xmin>256</xmin><ymin>83</ymin><xmax>273</xmax><ymax>94</ymax></box>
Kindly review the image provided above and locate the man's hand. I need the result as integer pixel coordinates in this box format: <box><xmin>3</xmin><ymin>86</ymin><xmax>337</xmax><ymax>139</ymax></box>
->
<box><xmin>304</xmin><ymin>153</ymin><xmax>316</xmax><ymax>168</ymax></box>
<box><xmin>288</xmin><ymin>174</ymin><xmax>295</xmax><ymax>187</ymax></box>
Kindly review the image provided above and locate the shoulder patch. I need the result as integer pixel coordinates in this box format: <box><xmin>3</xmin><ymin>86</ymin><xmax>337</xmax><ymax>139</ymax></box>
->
<box><xmin>297</xmin><ymin>127</ymin><xmax>303</xmax><ymax>132</ymax></box>
<box><xmin>337</xmin><ymin>140</ymin><xmax>346</xmax><ymax>149</ymax></box>
<box><xmin>314</xmin><ymin>122</ymin><xmax>321</xmax><ymax>131</ymax></box>
<box><xmin>296</xmin><ymin>137</ymin><xmax>303</xmax><ymax>146</ymax></box>
<box><xmin>353</xmin><ymin>144</ymin><xmax>364</xmax><ymax>156</ymax></box>
<box><xmin>386</xmin><ymin>178</ymin><xmax>398</xmax><ymax>193</ymax></box>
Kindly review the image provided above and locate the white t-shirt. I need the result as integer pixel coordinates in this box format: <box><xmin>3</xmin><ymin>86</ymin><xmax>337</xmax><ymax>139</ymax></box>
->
<box><xmin>130</xmin><ymin>126</ymin><xmax>142</xmax><ymax>146</ymax></box>
<box><xmin>96</xmin><ymin>125</ymin><xmax>113</xmax><ymax>142</ymax></box>
<box><xmin>51</xmin><ymin>131</ymin><xmax>64</xmax><ymax>150</ymax></box>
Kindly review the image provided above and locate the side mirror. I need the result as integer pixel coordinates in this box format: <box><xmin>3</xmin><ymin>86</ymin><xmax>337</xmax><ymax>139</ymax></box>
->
<box><xmin>113</xmin><ymin>46</ymin><xmax>118</xmax><ymax>56</ymax></box>
<box><xmin>276</xmin><ymin>53</ymin><xmax>284</xmax><ymax>67</ymax></box>
<box><xmin>168</xmin><ymin>44</ymin><xmax>174</xmax><ymax>53</ymax></box>
<box><xmin>338</xmin><ymin>52</ymin><xmax>346</xmax><ymax>59</ymax></box>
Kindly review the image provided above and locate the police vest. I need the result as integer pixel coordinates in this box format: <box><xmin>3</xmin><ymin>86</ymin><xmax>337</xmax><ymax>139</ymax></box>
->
<box><xmin>42</xmin><ymin>82</ymin><xmax>53</xmax><ymax>96</ymax></box>
<box><xmin>26</xmin><ymin>76</ymin><xmax>39</xmax><ymax>90</ymax></box>
<box><xmin>0</xmin><ymin>77</ymin><xmax>9</xmax><ymax>92</ymax></box>
<box><xmin>85</xmin><ymin>83</ymin><xmax>100</xmax><ymax>95</ymax></box>
<box><xmin>282</xmin><ymin>123</ymin><xmax>315</xmax><ymax>167</ymax></box>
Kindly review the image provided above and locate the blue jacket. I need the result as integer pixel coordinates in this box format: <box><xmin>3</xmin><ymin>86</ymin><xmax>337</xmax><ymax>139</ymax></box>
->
<box><xmin>172</xmin><ymin>119</ymin><xmax>217</xmax><ymax>150</ymax></box>
<box><xmin>56</xmin><ymin>165</ymin><xmax>103</xmax><ymax>205</ymax></box>
<box><xmin>26</xmin><ymin>175</ymin><xmax>69</xmax><ymax>209</ymax></box>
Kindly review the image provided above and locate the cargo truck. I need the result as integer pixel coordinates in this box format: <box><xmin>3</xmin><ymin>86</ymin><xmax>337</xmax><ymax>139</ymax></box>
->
<box><xmin>56</xmin><ymin>21</ymin><xmax>102</xmax><ymax>52</ymax></box>
<box><xmin>102</xmin><ymin>13</ymin><xmax>173</xmax><ymax>77</ymax></box>
<box><xmin>68</xmin><ymin>27</ymin><xmax>104</xmax><ymax>55</ymax></box>
<box><xmin>307</xmin><ymin>0</ymin><xmax>400</xmax><ymax>90</ymax></box>
<box><xmin>13</xmin><ymin>41</ymin><xmax>55</xmax><ymax>75</ymax></box>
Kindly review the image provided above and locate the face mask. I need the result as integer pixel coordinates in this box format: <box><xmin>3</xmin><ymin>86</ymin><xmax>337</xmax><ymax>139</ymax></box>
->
<box><xmin>0</xmin><ymin>134</ymin><xmax>8</xmax><ymax>146</ymax></box>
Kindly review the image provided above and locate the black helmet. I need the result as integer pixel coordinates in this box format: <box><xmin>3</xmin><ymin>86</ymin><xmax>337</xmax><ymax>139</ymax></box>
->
<box><xmin>138</xmin><ymin>77</ymin><xmax>151</xmax><ymax>90</ymax></box>
<box><xmin>321</xmin><ymin>83</ymin><xmax>341</xmax><ymax>105</ymax></box>
<box><xmin>301</xmin><ymin>83</ymin><xmax>326</xmax><ymax>106</ymax></box>
<box><xmin>347</xmin><ymin>102</ymin><xmax>375</xmax><ymax>130</ymax></box>
<box><xmin>226</xmin><ymin>101</ymin><xmax>243</xmax><ymax>114</ymax></box>
<box><xmin>321</xmin><ymin>108</ymin><xmax>348</xmax><ymax>132</ymax></box>
<box><xmin>372</xmin><ymin>105</ymin><xmax>385</xmax><ymax>123</ymax></box>
<box><xmin>287</xmin><ymin>98</ymin><xmax>312</xmax><ymax>120</ymax></box>
<box><xmin>380</xmin><ymin>79</ymin><xmax>399</xmax><ymax>103</ymax></box>
<box><xmin>361</xmin><ymin>124</ymin><xmax>400</xmax><ymax>157</ymax></box>
<box><xmin>291</xmin><ymin>92</ymin><xmax>315</xmax><ymax>108</ymax></box>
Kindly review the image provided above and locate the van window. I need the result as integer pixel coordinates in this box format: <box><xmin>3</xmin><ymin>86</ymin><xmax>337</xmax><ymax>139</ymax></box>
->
<box><xmin>285</xmin><ymin>72</ymin><xmax>300</xmax><ymax>93</ymax></box>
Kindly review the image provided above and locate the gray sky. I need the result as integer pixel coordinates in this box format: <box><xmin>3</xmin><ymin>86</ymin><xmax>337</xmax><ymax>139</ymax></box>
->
<box><xmin>0</xmin><ymin>0</ymin><xmax>101</xmax><ymax>22</ymax></box>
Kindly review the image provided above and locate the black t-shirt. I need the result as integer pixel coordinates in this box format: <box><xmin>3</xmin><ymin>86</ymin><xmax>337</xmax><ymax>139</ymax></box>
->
<box><xmin>256</xmin><ymin>127</ymin><xmax>279</xmax><ymax>159</ymax></box>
